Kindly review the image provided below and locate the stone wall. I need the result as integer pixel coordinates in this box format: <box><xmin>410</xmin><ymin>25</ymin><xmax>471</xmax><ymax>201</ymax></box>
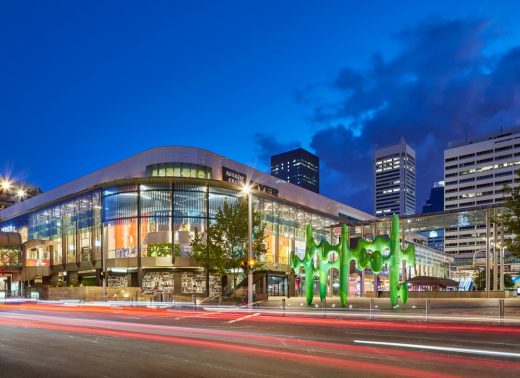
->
<box><xmin>37</xmin><ymin>286</ymin><xmax>142</xmax><ymax>301</ymax></box>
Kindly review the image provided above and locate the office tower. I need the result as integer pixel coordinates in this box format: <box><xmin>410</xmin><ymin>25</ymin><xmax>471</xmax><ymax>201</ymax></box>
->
<box><xmin>271</xmin><ymin>148</ymin><xmax>319</xmax><ymax>193</ymax></box>
<box><xmin>374</xmin><ymin>138</ymin><xmax>416</xmax><ymax>217</ymax></box>
<box><xmin>443</xmin><ymin>127</ymin><xmax>520</xmax><ymax>257</ymax></box>
<box><xmin>422</xmin><ymin>181</ymin><xmax>445</xmax><ymax>213</ymax></box>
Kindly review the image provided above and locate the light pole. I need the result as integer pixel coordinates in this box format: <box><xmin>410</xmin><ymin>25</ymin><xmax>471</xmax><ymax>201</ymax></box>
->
<box><xmin>241</xmin><ymin>184</ymin><xmax>254</xmax><ymax>307</ymax></box>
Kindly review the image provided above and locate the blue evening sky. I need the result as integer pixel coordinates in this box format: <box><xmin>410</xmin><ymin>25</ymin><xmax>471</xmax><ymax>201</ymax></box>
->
<box><xmin>1</xmin><ymin>1</ymin><xmax>520</xmax><ymax>213</ymax></box>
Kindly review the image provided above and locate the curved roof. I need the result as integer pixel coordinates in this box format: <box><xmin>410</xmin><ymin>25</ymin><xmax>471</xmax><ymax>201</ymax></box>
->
<box><xmin>0</xmin><ymin>146</ymin><xmax>374</xmax><ymax>222</ymax></box>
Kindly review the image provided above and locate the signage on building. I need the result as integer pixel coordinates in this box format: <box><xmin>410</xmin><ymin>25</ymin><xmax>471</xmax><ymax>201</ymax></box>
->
<box><xmin>0</xmin><ymin>225</ymin><xmax>16</xmax><ymax>232</ymax></box>
<box><xmin>221</xmin><ymin>167</ymin><xmax>279</xmax><ymax>196</ymax></box>
<box><xmin>222</xmin><ymin>167</ymin><xmax>247</xmax><ymax>185</ymax></box>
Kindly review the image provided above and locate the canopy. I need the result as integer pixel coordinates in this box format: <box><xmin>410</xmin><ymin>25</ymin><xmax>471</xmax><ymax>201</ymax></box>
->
<box><xmin>408</xmin><ymin>276</ymin><xmax>459</xmax><ymax>287</ymax></box>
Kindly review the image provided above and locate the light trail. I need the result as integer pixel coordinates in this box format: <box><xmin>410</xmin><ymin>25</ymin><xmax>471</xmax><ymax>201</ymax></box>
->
<box><xmin>227</xmin><ymin>312</ymin><xmax>260</xmax><ymax>323</ymax></box>
<box><xmin>354</xmin><ymin>340</ymin><xmax>520</xmax><ymax>358</ymax></box>
<box><xmin>0</xmin><ymin>316</ymin><xmax>457</xmax><ymax>378</ymax></box>
<box><xmin>2</xmin><ymin>311</ymin><xmax>520</xmax><ymax>372</ymax></box>
<box><xmin>3</xmin><ymin>302</ymin><xmax>520</xmax><ymax>336</ymax></box>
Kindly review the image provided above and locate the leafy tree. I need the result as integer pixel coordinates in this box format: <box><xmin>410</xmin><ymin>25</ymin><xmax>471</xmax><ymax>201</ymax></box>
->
<box><xmin>473</xmin><ymin>269</ymin><xmax>514</xmax><ymax>290</ymax></box>
<box><xmin>190</xmin><ymin>198</ymin><xmax>267</xmax><ymax>296</ymax></box>
<box><xmin>495</xmin><ymin>173</ymin><xmax>520</xmax><ymax>257</ymax></box>
<box><xmin>147</xmin><ymin>243</ymin><xmax>180</xmax><ymax>257</ymax></box>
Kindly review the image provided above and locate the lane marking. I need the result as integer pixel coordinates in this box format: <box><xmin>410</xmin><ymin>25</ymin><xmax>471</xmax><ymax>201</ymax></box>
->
<box><xmin>174</xmin><ymin>312</ymin><xmax>220</xmax><ymax>320</ymax></box>
<box><xmin>227</xmin><ymin>313</ymin><xmax>260</xmax><ymax>324</ymax></box>
<box><xmin>354</xmin><ymin>340</ymin><xmax>520</xmax><ymax>358</ymax></box>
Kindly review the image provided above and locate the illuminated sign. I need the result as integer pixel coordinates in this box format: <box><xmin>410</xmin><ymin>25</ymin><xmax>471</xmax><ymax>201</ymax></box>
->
<box><xmin>221</xmin><ymin>167</ymin><xmax>279</xmax><ymax>196</ymax></box>
<box><xmin>222</xmin><ymin>166</ymin><xmax>246</xmax><ymax>185</ymax></box>
<box><xmin>0</xmin><ymin>225</ymin><xmax>16</xmax><ymax>232</ymax></box>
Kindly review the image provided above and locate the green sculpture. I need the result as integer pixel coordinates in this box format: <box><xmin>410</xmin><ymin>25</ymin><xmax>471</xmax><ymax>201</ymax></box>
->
<box><xmin>290</xmin><ymin>214</ymin><xmax>415</xmax><ymax>307</ymax></box>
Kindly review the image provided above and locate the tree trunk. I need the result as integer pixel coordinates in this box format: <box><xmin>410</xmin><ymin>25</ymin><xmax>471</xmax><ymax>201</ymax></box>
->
<box><xmin>205</xmin><ymin>268</ymin><xmax>210</xmax><ymax>297</ymax></box>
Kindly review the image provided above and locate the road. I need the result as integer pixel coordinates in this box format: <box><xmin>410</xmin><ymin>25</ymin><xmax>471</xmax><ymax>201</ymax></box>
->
<box><xmin>1</xmin><ymin>303</ymin><xmax>520</xmax><ymax>377</ymax></box>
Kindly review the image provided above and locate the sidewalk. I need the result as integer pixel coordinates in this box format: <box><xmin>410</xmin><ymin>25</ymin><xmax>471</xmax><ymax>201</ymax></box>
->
<box><xmin>262</xmin><ymin>295</ymin><xmax>520</xmax><ymax>320</ymax></box>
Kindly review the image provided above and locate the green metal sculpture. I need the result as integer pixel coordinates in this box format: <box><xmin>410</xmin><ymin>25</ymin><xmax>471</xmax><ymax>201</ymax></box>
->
<box><xmin>290</xmin><ymin>214</ymin><xmax>415</xmax><ymax>307</ymax></box>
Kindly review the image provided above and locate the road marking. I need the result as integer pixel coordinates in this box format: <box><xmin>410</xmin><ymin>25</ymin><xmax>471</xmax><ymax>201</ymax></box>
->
<box><xmin>227</xmin><ymin>313</ymin><xmax>260</xmax><ymax>324</ymax></box>
<box><xmin>353</xmin><ymin>340</ymin><xmax>520</xmax><ymax>358</ymax></box>
<box><xmin>174</xmin><ymin>312</ymin><xmax>220</xmax><ymax>320</ymax></box>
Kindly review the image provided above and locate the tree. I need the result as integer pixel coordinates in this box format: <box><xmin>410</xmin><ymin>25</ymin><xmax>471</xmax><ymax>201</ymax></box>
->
<box><xmin>190</xmin><ymin>198</ymin><xmax>267</xmax><ymax>296</ymax></box>
<box><xmin>496</xmin><ymin>172</ymin><xmax>520</xmax><ymax>257</ymax></box>
<box><xmin>473</xmin><ymin>269</ymin><xmax>514</xmax><ymax>290</ymax></box>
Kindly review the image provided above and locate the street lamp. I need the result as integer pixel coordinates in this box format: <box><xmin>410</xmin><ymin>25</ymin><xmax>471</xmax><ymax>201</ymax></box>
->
<box><xmin>241</xmin><ymin>184</ymin><xmax>253</xmax><ymax>307</ymax></box>
<box><xmin>17</xmin><ymin>188</ymin><xmax>26</xmax><ymax>199</ymax></box>
<box><xmin>1</xmin><ymin>179</ymin><xmax>11</xmax><ymax>191</ymax></box>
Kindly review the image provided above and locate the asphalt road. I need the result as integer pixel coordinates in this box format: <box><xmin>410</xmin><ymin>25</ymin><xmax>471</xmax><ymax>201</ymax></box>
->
<box><xmin>1</xmin><ymin>303</ymin><xmax>520</xmax><ymax>378</ymax></box>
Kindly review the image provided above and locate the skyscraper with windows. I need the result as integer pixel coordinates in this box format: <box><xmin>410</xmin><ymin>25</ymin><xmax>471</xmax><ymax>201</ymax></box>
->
<box><xmin>374</xmin><ymin>138</ymin><xmax>416</xmax><ymax>217</ymax></box>
<box><xmin>271</xmin><ymin>148</ymin><xmax>319</xmax><ymax>193</ymax></box>
<box><xmin>422</xmin><ymin>181</ymin><xmax>445</xmax><ymax>214</ymax></box>
<box><xmin>443</xmin><ymin>127</ymin><xmax>520</xmax><ymax>258</ymax></box>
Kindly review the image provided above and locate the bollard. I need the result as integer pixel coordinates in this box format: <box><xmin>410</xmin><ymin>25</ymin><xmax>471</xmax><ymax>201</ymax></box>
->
<box><xmin>425</xmin><ymin>299</ymin><xmax>430</xmax><ymax>321</ymax></box>
<box><xmin>192</xmin><ymin>295</ymin><xmax>197</xmax><ymax>311</ymax></box>
<box><xmin>322</xmin><ymin>298</ymin><xmax>326</xmax><ymax>318</ymax></box>
<box><xmin>499</xmin><ymin>299</ymin><xmax>505</xmax><ymax>324</ymax></box>
<box><xmin>218</xmin><ymin>296</ymin><xmax>222</xmax><ymax>307</ymax></box>
<box><xmin>282</xmin><ymin>298</ymin><xmax>286</xmax><ymax>311</ymax></box>
<box><xmin>370</xmin><ymin>298</ymin><xmax>374</xmax><ymax>320</ymax></box>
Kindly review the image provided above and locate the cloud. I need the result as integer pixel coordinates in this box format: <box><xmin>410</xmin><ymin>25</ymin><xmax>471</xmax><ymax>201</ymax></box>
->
<box><xmin>303</xmin><ymin>17</ymin><xmax>520</xmax><ymax>213</ymax></box>
<box><xmin>252</xmin><ymin>133</ymin><xmax>301</xmax><ymax>165</ymax></box>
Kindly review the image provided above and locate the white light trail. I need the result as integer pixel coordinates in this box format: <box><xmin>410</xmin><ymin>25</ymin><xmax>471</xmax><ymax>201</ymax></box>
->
<box><xmin>353</xmin><ymin>340</ymin><xmax>520</xmax><ymax>358</ymax></box>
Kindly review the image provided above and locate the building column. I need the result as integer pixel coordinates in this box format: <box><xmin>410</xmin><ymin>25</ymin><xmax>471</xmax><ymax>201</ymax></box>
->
<box><xmin>137</xmin><ymin>186</ymin><xmax>143</xmax><ymax>287</ymax></box>
<box><xmin>500</xmin><ymin>223</ymin><xmax>505</xmax><ymax>291</ymax></box>
<box><xmin>485</xmin><ymin>210</ymin><xmax>490</xmax><ymax>295</ymax></box>
<box><xmin>493</xmin><ymin>214</ymin><xmax>498</xmax><ymax>291</ymax></box>
<box><xmin>360</xmin><ymin>269</ymin><xmax>365</xmax><ymax>296</ymax></box>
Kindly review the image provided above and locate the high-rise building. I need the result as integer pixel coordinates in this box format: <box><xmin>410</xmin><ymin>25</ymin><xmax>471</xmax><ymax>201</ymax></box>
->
<box><xmin>443</xmin><ymin>127</ymin><xmax>520</xmax><ymax>257</ymax></box>
<box><xmin>374</xmin><ymin>138</ymin><xmax>416</xmax><ymax>217</ymax></box>
<box><xmin>0</xmin><ymin>179</ymin><xmax>41</xmax><ymax>211</ymax></box>
<box><xmin>422</xmin><ymin>181</ymin><xmax>445</xmax><ymax>213</ymax></box>
<box><xmin>271</xmin><ymin>148</ymin><xmax>319</xmax><ymax>193</ymax></box>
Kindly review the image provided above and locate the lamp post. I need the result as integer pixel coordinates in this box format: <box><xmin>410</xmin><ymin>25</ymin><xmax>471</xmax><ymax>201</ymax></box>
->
<box><xmin>241</xmin><ymin>184</ymin><xmax>253</xmax><ymax>307</ymax></box>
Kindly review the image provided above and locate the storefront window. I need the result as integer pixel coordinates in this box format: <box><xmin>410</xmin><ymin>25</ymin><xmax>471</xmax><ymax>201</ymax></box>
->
<box><xmin>174</xmin><ymin>217</ymin><xmax>205</xmax><ymax>255</ymax></box>
<box><xmin>141</xmin><ymin>216</ymin><xmax>173</xmax><ymax>257</ymax></box>
<box><xmin>26</xmin><ymin>247</ymin><xmax>50</xmax><ymax>266</ymax></box>
<box><xmin>104</xmin><ymin>219</ymin><xmax>138</xmax><ymax>259</ymax></box>
<box><xmin>53</xmin><ymin>239</ymin><xmax>62</xmax><ymax>265</ymax></box>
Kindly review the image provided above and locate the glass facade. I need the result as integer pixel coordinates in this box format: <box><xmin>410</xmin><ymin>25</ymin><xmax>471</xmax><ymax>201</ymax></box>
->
<box><xmin>146</xmin><ymin>163</ymin><xmax>212</xmax><ymax>179</ymax></box>
<box><xmin>0</xmin><ymin>178</ymin><xmax>339</xmax><ymax>288</ymax></box>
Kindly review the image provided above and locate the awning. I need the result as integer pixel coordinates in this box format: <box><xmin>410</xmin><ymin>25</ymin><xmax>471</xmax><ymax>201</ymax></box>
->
<box><xmin>0</xmin><ymin>232</ymin><xmax>22</xmax><ymax>248</ymax></box>
<box><xmin>408</xmin><ymin>276</ymin><xmax>459</xmax><ymax>287</ymax></box>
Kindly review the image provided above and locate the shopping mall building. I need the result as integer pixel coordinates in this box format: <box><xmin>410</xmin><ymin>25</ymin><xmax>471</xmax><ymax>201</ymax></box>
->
<box><xmin>0</xmin><ymin>147</ymin><xmax>381</xmax><ymax>297</ymax></box>
<box><xmin>0</xmin><ymin>146</ymin><xmax>458</xmax><ymax>300</ymax></box>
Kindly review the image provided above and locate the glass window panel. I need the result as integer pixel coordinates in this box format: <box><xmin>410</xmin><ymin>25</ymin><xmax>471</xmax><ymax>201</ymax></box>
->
<box><xmin>140</xmin><ymin>189</ymin><xmax>172</xmax><ymax>217</ymax></box>
<box><xmin>174</xmin><ymin>217</ymin><xmax>205</xmax><ymax>256</ymax></box>
<box><xmin>141</xmin><ymin>217</ymin><xmax>173</xmax><ymax>257</ymax></box>
<box><xmin>103</xmin><ymin>219</ymin><xmax>138</xmax><ymax>259</ymax></box>
<box><xmin>209</xmin><ymin>192</ymin><xmax>237</xmax><ymax>218</ymax></box>
<box><xmin>146</xmin><ymin>163</ymin><xmax>211</xmax><ymax>179</ymax></box>
<box><xmin>174</xmin><ymin>190</ymin><xmax>206</xmax><ymax>218</ymax></box>
<box><xmin>103</xmin><ymin>192</ymin><xmax>138</xmax><ymax>220</ymax></box>
<box><xmin>103</xmin><ymin>185</ymin><xmax>138</xmax><ymax>196</ymax></box>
